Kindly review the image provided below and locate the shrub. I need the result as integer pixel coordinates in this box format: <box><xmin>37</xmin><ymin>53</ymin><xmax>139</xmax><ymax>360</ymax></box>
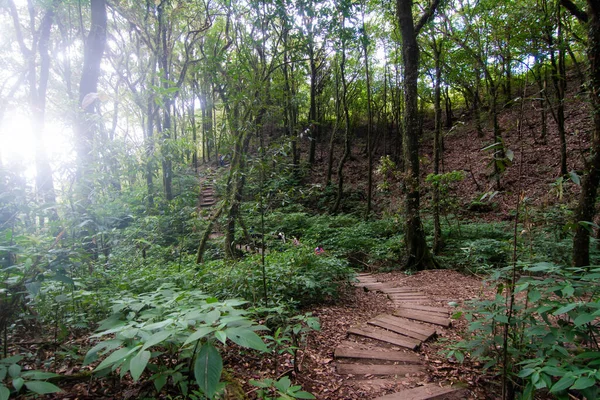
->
<box><xmin>448</xmin><ymin>262</ymin><xmax>600</xmax><ymax>399</ymax></box>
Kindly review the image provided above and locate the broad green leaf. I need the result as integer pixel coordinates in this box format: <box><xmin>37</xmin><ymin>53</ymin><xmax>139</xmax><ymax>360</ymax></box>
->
<box><xmin>205</xmin><ymin>309</ymin><xmax>221</xmax><ymax>325</ymax></box>
<box><xmin>294</xmin><ymin>391</ymin><xmax>316</xmax><ymax>399</ymax></box>
<box><xmin>569</xmin><ymin>171</ymin><xmax>581</xmax><ymax>185</ymax></box>
<box><xmin>84</xmin><ymin>339</ymin><xmax>123</xmax><ymax>366</ymax></box>
<box><xmin>12</xmin><ymin>377</ymin><xmax>23</xmax><ymax>391</ymax></box>
<box><xmin>550</xmin><ymin>375</ymin><xmax>575</xmax><ymax>393</ymax></box>
<box><xmin>20</xmin><ymin>371</ymin><xmax>60</xmax><ymax>379</ymax></box>
<box><xmin>215</xmin><ymin>330</ymin><xmax>227</xmax><ymax>345</ymax></box>
<box><xmin>153</xmin><ymin>374</ymin><xmax>167</xmax><ymax>392</ymax></box>
<box><xmin>130</xmin><ymin>350</ymin><xmax>151</xmax><ymax>381</ymax></box>
<box><xmin>571</xmin><ymin>376</ymin><xmax>596</xmax><ymax>390</ymax></box>
<box><xmin>141</xmin><ymin>331</ymin><xmax>172</xmax><ymax>351</ymax></box>
<box><xmin>184</xmin><ymin>326</ymin><xmax>216</xmax><ymax>346</ymax></box>
<box><xmin>528</xmin><ymin>290</ymin><xmax>541</xmax><ymax>303</ymax></box>
<box><xmin>24</xmin><ymin>381</ymin><xmax>62</xmax><ymax>394</ymax></box>
<box><xmin>95</xmin><ymin>346</ymin><xmax>140</xmax><ymax>371</ymax></box>
<box><xmin>8</xmin><ymin>364</ymin><xmax>20</xmax><ymax>378</ymax></box>
<box><xmin>574</xmin><ymin>313</ymin><xmax>596</xmax><ymax>327</ymax></box>
<box><xmin>553</xmin><ymin>303</ymin><xmax>577</xmax><ymax>315</ymax></box>
<box><xmin>194</xmin><ymin>344</ymin><xmax>222</xmax><ymax>399</ymax></box>
<box><xmin>225</xmin><ymin>327</ymin><xmax>268</xmax><ymax>352</ymax></box>
<box><xmin>0</xmin><ymin>385</ymin><xmax>9</xmax><ymax>400</ymax></box>
<box><xmin>518</xmin><ymin>368</ymin><xmax>535</xmax><ymax>378</ymax></box>
<box><xmin>274</xmin><ymin>376</ymin><xmax>291</xmax><ymax>392</ymax></box>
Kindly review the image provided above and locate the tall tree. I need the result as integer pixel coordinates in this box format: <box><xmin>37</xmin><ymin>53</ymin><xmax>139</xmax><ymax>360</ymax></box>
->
<box><xmin>562</xmin><ymin>0</ymin><xmax>600</xmax><ymax>267</ymax></box>
<box><xmin>396</xmin><ymin>0</ymin><xmax>441</xmax><ymax>269</ymax></box>
<box><xmin>7</xmin><ymin>0</ymin><xmax>58</xmax><ymax>220</ymax></box>
<box><xmin>75</xmin><ymin>0</ymin><xmax>107</xmax><ymax>188</ymax></box>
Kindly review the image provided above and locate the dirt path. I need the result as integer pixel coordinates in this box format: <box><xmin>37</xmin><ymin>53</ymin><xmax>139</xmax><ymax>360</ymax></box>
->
<box><xmin>297</xmin><ymin>270</ymin><xmax>492</xmax><ymax>399</ymax></box>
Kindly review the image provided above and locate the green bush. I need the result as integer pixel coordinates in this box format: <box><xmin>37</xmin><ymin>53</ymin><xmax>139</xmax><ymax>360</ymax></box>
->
<box><xmin>197</xmin><ymin>245</ymin><xmax>354</xmax><ymax>307</ymax></box>
<box><xmin>448</xmin><ymin>262</ymin><xmax>600</xmax><ymax>399</ymax></box>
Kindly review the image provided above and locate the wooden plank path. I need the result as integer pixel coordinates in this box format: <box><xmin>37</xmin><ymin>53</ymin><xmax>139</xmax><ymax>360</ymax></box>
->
<box><xmin>373</xmin><ymin>383</ymin><xmax>467</xmax><ymax>400</ymax></box>
<box><xmin>335</xmin><ymin>273</ymin><xmax>466</xmax><ymax>399</ymax></box>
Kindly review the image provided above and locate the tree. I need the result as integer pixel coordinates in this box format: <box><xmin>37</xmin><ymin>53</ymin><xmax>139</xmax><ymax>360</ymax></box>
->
<box><xmin>75</xmin><ymin>0</ymin><xmax>107</xmax><ymax>188</ymax></box>
<box><xmin>562</xmin><ymin>0</ymin><xmax>600</xmax><ymax>267</ymax></box>
<box><xmin>6</xmin><ymin>0</ymin><xmax>58</xmax><ymax>222</ymax></box>
<box><xmin>396</xmin><ymin>0</ymin><xmax>441</xmax><ymax>269</ymax></box>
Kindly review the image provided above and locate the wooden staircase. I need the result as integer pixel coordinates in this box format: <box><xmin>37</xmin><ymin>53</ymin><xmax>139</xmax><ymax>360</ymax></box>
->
<box><xmin>335</xmin><ymin>273</ymin><xmax>467</xmax><ymax>400</ymax></box>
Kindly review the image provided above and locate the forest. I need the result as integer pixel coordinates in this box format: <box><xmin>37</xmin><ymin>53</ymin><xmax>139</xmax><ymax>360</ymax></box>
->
<box><xmin>1</xmin><ymin>0</ymin><xmax>600</xmax><ymax>399</ymax></box>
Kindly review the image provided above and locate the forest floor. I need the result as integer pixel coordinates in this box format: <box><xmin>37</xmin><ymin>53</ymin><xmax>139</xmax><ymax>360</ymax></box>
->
<box><xmin>14</xmin><ymin>269</ymin><xmax>492</xmax><ymax>399</ymax></box>
<box><xmin>292</xmin><ymin>269</ymin><xmax>495</xmax><ymax>400</ymax></box>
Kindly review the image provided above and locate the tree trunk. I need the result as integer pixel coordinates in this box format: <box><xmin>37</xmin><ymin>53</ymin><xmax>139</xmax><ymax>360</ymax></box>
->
<box><xmin>362</xmin><ymin>17</ymin><xmax>374</xmax><ymax>220</ymax></box>
<box><xmin>397</xmin><ymin>0</ymin><xmax>438</xmax><ymax>270</ymax></box>
<box><xmin>332</xmin><ymin>41</ymin><xmax>351</xmax><ymax>214</ymax></box>
<box><xmin>432</xmin><ymin>37</ymin><xmax>443</xmax><ymax>254</ymax></box>
<box><xmin>572</xmin><ymin>0</ymin><xmax>600</xmax><ymax>267</ymax></box>
<box><xmin>157</xmin><ymin>2</ymin><xmax>173</xmax><ymax>200</ymax></box>
<box><xmin>76</xmin><ymin>0</ymin><xmax>107</xmax><ymax>186</ymax></box>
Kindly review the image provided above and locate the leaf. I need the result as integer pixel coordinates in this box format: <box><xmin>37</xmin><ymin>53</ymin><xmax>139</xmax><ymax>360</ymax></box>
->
<box><xmin>506</xmin><ymin>149</ymin><xmax>514</xmax><ymax>162</ymax></box>
<box><xmin>20</xmin><ymin>371</ymin><xmax>60</xmax><ymax>379</ymax></box>
<box><xmin>24</xmin><ymin>381</ymin><xmax>62</xmax><ymax>394</ymax></box>
<box><xmin>153</xmin><ymin>374</ymin><xmax>167</xmax><ymax>392</ymax></box>
<box><xmin>12</xmin><ymin>377</ymin><xmax>23</xmax><ymax>392</ymax></box>
<box><xmin>130</xmin><ymin>350</ymin><xmax>151</xmax><ymax>381</ymax></box>
<box><xmin>553</xmin><ymin>303</ymin><xmax>577</xmax><ymax>316</ymax></box>
<box><xmin>550</xmin><ymin>375</ymin><xmax>575</xmax><ymax>393</ymax></box>
<box><xmin>184</xmin><ymin>326</ymin><xmax>216</xmax><ymax>346</ymax></box>
<box><xmin>215</xmin><ymin>330</ymin><xmax>227</xmax><ymax>345</ymax></box>
<box><xmin>95</xmin><ymin>346</ymin><xmax>140</xmax><ymax>371</ymax></box>
<box><xmin>225</xmin><ymin>327</ymin><xmax>268</xmax><ymax>352</ymax></box>
<box><xmin>274</xmin><ymin>376</ymin><xmax>291</xmax><ymax>392</ymax></box>
<box><xmin>141</xmin><ymin>331</ymin><xmax>172</xmax><ymax>351</ymax></box>
<box><xmin>194</xmin><ymin>344</ymin><xmax>222</xmax><ymax>399</ymax></box>
<box><xmin>8</xmin><ymin>364</ymin><xmax>20</xmax><ymax>378</ymax></box>
<box><xmin>571</xmin><ymin>376</ymin><xmax>596</xmax><ymax>390</ymax></box>
<box><xmin>569</xmin><ymin>170</ymin><xmax>581</xmax><ymax>185</ymax></box>
<box><xmin>0</xmin><ymin>385</ymin><xmax>9</xmax><ymax>400</ymax></box>
<box><xmin>294</xmin><ymin>391</ymin><xmax>316</xmax><ymax>399</ymax></box>
<box><xmin>574</xmin><ymin>313</ymin><xmax>596</xmax><ymax>327</ymax></box>
<box><xmin>528</xmin><ymin>289</ymin><xmax>541</xmax><ymax>303</ymax></box>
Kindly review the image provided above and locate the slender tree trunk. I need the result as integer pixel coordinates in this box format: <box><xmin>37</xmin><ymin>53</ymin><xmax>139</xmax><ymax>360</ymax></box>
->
<box><xmin>308</xmin><ymin>42</ymin><xmax>318</xmax><ymax>165</ymax></box>
<box><xmin>362</xmin><ymin>17</ymin><xmax>374</xmax><ymax>220</ymax></box>
<box><xmin>432</xmin><ymin>37</ymin><xmax>443</xmax><ymax>254</ymax></box>
<box><xmin>76</xmin><ymin>0</ymin><xmax>107</xmax><ymax>186</ymax></box>
<box><xmin>332</xmin><ymin>40</ymin><xmax>351</xmax><ymax>214</ymax></box>
<box><xmin>571</xmin><ymin>0</ymin><xmax>600</xmax><ymax>267</ymax></box>
<box><xmin>326</xmin><ymin>59</ymin><xmax>341</xmax><ymax>187</ymax></box>
<box><xmin>157</xmin><ymin>2</ymin><xmax>173</xmax><ymax>200</ymax></box>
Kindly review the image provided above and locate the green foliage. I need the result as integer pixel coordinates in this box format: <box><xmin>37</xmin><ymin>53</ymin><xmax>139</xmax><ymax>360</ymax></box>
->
<box><xmin>250</xmin><ymin>376</ymin><xmax>316</xmax><ymax>400</ymax></box>
<box><xmin>84</xmin><ymin>285</ymin><xmax>268</xmax><ymax>398</ymax></box>
<box><xmin>198</xmin><ymin>245</ymin><xmax>354</xmax><ymax>307</ymax></box>
<box><xmin>0</xmin><ymin>356</ymin><xmax>61</xmax><ymax>399</ymax></box>
<box><xmin>448</xmin><ymin>262</ymin><xmax>600</xmax><ymax>399</ymax></box>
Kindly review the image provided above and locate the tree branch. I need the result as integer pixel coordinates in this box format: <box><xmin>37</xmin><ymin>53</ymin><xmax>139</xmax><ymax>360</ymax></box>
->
<box><xmin>415</xmin><ymin>0</ymin><xmax>442</xmax><ymax>36</ymax></box>
<box><xmin>560</xmin><ymin>0</ymin><xmax>588</xmax><ymax>23</ymax></box>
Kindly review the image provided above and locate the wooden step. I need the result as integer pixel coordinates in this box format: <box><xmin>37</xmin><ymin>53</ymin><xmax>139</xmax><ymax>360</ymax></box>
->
<box><xmin>369</xmin><ymin>315</ymin><xmax>436</xmax><ymax>341</ymax></box>
<box><xmin>397</xmin><ymin>304</ymin><xmax>451</xmax><ymax>316</ymax></box>
<box><xmin>393</xmin><ymin>310</ymin><xmax>451</xmax><ymax>328</ymax></box>
<box><xmin>374</xmin><ymin>315</ymin><xmax>437</xmax><ymax>338</ymax></box>
<box><xmin>384</xmin><ymin>288</ymin><xmax>422</xmax><ymax>293</ymax></box>
<box><xmin>386</xmin><ymin>293</ymin><xmax>426</xmax><ymax>298</ymax></box>
<box><xmin>347</xmin><ymin>325</ymin><xmax>421</xmax><ymax>350</ymax></box>
<box><xmin>334</xmin><ymin>346</ymin><xmax>421</xmax><ymax>363</ymax></box>
<box><xmin>336</xmin><ymin>363</ymin><xmax>424</xmax><ymax>376</ymax></box>
<box><xmin>373</xmin><ymin>383</ymin><xmax>467</xmax><ymax>399</ymax></box>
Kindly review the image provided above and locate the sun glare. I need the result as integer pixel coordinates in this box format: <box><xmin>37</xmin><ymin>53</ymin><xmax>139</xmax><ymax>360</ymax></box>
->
<box><xmin>0</xmin><ymin>112</ymin><xmax>72</xmax><ymax>180</ymax></box>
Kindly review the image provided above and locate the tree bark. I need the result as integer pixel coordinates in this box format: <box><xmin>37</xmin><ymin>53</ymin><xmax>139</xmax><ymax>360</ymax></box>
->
<box><xmin>76</xmin><ymin>0</ymin><xmax>107</xmax><ymax>186</ymax></box>
<box><xmin>571</xmin><ymin>1</ymin><xmax>600</xmax><ymax>267</ymax></box>
<box><xmin>432</xmin><ymin>37</ymin><xmax>443</xmax><ymax>254</ymax></box>
<box><xmin>396</xmin><ymin>0</ymin><xmax>438</xmax><ymax>270</ymax></box>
